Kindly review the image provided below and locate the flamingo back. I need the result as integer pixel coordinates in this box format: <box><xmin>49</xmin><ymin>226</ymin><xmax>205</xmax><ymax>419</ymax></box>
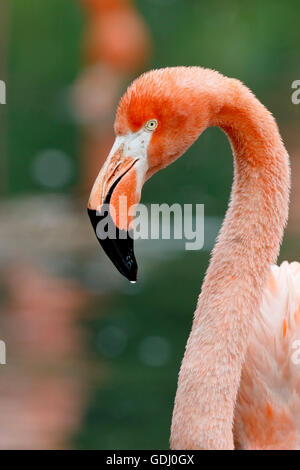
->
<box><xmin>234</xmin><ymin>261</ymin><xmax>300</xmax><ymax>449</ymax></box>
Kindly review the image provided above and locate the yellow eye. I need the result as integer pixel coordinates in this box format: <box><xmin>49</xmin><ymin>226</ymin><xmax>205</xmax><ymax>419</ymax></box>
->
<box><xmin>145</xmin><ymin>119</ymin><xmax>158</xmax><ymax>132</ymax></box>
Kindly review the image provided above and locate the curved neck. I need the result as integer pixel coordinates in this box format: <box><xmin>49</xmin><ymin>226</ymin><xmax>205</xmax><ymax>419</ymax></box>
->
<box><xmin>171</xmin><ymin>76</ymin><xmax>290</xmax><ymax>449</ymax></box>
<box><xmin>210</xmin><ymin>78</ymin><xmax>290</xmax><ymax>299</ymax></box>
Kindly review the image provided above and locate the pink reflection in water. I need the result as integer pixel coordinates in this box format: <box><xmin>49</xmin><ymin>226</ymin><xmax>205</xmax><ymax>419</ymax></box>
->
<box><xmin>2</xmin><ymin>265</ymin><xmax>88</xmax><ymax>358</ymax></box>
<box><xmin>0</xmin><ymin>374</ymin><xmax>83</xmax><ymax>450</ymax></box>
<box><xmin>0</xmin><ymin>263</ymin><xmax>92</xmax><ymax>449</ymax></box>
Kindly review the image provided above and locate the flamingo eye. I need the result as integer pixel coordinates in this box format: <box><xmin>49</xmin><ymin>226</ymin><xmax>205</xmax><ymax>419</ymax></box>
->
<box><xmin>144</xmin><ymin>119</ymin><xmax>158</xmax><ymax>132</ymax></box>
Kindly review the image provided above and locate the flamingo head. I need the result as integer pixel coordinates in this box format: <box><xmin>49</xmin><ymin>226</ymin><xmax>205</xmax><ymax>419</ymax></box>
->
<box><xmin>87</xmin><ymin>67</ymin><xmax>212</xmax><ymax>281</ymax></box>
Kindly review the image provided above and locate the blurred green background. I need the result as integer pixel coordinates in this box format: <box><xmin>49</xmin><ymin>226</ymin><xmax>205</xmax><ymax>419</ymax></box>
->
<box><xmin>0</xmin><ymin>0</ymin><xmax>299</xmax><ymax>449</ymax></box>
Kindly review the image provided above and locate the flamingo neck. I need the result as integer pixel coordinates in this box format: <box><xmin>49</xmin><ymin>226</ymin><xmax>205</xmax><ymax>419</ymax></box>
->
<box><xmin>170</xmin><ymin>77</ymin><xmax>290</xmax><ymax>449</ymax></box>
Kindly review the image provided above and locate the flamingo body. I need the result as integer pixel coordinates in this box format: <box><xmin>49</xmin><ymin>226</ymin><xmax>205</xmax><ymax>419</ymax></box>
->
<box><xmin>235</xmin><ymin>262</ymin><xmax>300</xmax><ymax>449</ymax></box>
<box><xmin>87</xmin><ymin>66</ymin><xmax>300</xmax><ymax>449</ymax></box>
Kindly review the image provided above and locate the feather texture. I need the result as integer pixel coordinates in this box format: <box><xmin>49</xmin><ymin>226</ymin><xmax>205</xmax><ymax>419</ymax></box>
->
<box><xmin>235</xmin><ymin>262</ymin><xmax>300</xmax><ymax>449</ymax></box>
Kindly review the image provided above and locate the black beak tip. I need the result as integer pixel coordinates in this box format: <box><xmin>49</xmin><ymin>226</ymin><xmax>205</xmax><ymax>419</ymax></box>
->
<box><xmin>117</xmin><ymin>249</ymin><xmax>138</xmax><ymax>283</ymax></box>
<box><xmin>126</xmin><ymin>265</ymin><xmax>138</xmax><ymax>283</ymax></box>
<box><xmin>87</xmin><ymin>208</ymin><xmax>138</xmax><ymax>283</ymax></box>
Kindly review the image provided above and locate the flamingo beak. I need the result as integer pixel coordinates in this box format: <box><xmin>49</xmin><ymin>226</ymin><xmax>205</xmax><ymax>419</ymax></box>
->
<box><xmin>87</xmin><ymin>136</ymin><xmax>145</xmax><ymax>282</ymax></box>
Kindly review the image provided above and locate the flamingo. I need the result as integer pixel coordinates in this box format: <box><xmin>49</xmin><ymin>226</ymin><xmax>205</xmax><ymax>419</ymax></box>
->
<box><xmin>74</xmin><ymin>0</ymin><xmax>151</xmax><ymax>192</ymax></box>
<box><xmin>87</xmin><ymin>66</ymin><xmax>300</xmax><ymax>450</ymax></box>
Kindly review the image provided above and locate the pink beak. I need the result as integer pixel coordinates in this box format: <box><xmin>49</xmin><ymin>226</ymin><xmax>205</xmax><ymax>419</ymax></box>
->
<box><xmin>87</xmin><ymin>144</ymin><xmax>140</xmax><ymax>282</ymax></box>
